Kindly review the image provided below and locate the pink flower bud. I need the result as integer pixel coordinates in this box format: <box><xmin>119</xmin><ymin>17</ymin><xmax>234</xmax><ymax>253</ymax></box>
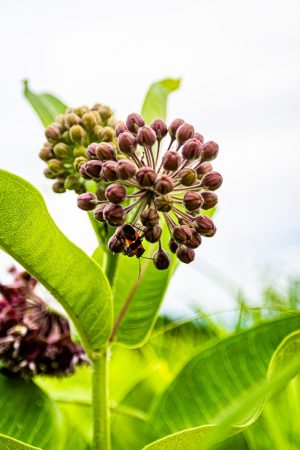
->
<box><xmin>169</xmin><ymin>239</ymin><xmax>179</xmax><ymax>253</ymax></box>
<box><xmin>173</xmin><ymin>225</ymin><xmax>193</xmax><ymax>244</ymax></box>
<box><xmin>84</xmin><ymin>160</ymin><xmax>103</xmax><ymax>179</ymax></box>
<box><xmin>39</xmin><ymin>146</ymin><xmax>54</xmax><ymax>161</ymax></box>
<box><xmin>176</xmin><ymin>123</ymin><xmax>195</xmax><ymax>144</ymax></box>
<box><xmin>105</xmin><ymin>184</ymin><xmax>127</xmax><ymax>204</ymax></box>
<box><xmin>140</xmin><ymin>208</ymin><xmax>160</xmax><ymax>227</ymax></box>
<box><xmin>137</xmin><ymin>126</ymin><xmax>157</xmax><ymax>147</ymax></box>
<box><xmin>95</xmin><ymin>142</ymin><xmax>116</xmax><ymax>161</ymax></box>
<box><xmin>201</xmin><ymin>171</ymin><xmax>223</xmax><ymax>191</ymax></box>
<box><xmin>153</xmin><ymin>249</ymin><xmax>171</xmax><ymax>270</ymax></box>
<box><xmin>162</xmin><ymin>150</ymin><xmax>182</xmax><ymax>171</ymax></box>
<box><xmin>194</xmin><ymin>133</ymin><xmax>204</xmax><ymax>143</ymax></box>
<box><xmin>45</xmin><ymin>124</ymin><xmax>61</xmax><ymax>142</ymax></box>
<box><xmin>118</xmin><ymin>132</ymin><xmax>137</xmax><ymax>154</ymax></box>
<box><xmin>93</xmin><ymin>205</ymin><xmax>106</xmax><ymax>222</ymax></box>
<box><xmin>77</xmin><ymin>192</ymin><xmax>97</xmax><ymax>211</ymax></box>
<box><xmin>194</xmin><ymin>215</ymin><xmax>216</xmax><ymax>237</ymax></box>
<box><xmin>144</xmin><ymin>225</ymin><xmax>162</xmax><ymax>243</ymax></box>
<box><xmin>154</xmin><ymin>175</ymin><xmax>174</xmax><ymax>194</ymax></box>
<box><xmin>196</xmin><ymin>162</ymin><xmax>213</xmax><ymax>178</ymax></box>
<box><xmin>181</xmin><ymin>138</ymin><xmax>202</xmax><ymax>160</ymax></box>
<box><xmin>151</xmin><ymin>119</ymin><xmax>168</xmax><ymax>140</ymax></box>
<box><xmin>183</xmin><ymin>191</ymin><xmax>204</xmax><ymax>211</ymax></box>
<box><xmin>135</xmin><ymin>166</ymin><xmax>156</xmax><ymax>187</ymax></box>
<box><xmin>115</xmin><ymin>122</ymin><xmax>128</xmax><ymax>136</ymax></box>
<box><xmin>201</xmin><ymin>191</ymin><xmax>218</xmax><ymax>210</ymax></box>
<box><xmin>101</xmin><ymin>161</ymin><xmax>118</xmax><ymax>181</ymax></box>
<box><xmin>103</xmin><ymin>204</ymin><xmax>126</xmax><ymax>226</ymax></box>
<box><xmin>176</xmin><ymin>246</ymin><xmax>195</xmax><ymax>263</ymax></box>
<box><xmin>154</xmin><ymin>195</ymin><xmax>173</xmax><ymax>212</ymax></box>
<box><xmin>116</xmin><ymin>160</ymin><xmax>137</xmax><ymax>180</ymax></box>
<box><xmin>185</xmin><ymin>229</ymin><xmax>202</xmax><ymax>248</ymax></box>
<box><xmin>126</xmin><ymin>113</ymin><xmax>145</xmax><ymax>133</ymax></box>
<box><xmin>201</xmin><ymin>141</ymin><xmax>219</xmax><ymax>161</ymax></box>
<box><xmin>86</xmin><ymin>143</ymin><xmax>99</xmax><ymax>160</ymax></box>
<box><xmin>169</xmin><ymin>118</ymin><xmax>185</xmax><ymax>139</ymax></box>
<box><xmin>108</xmin><ymin>235</ymin><xmax>126</xmax><ymax>253</ymax></box>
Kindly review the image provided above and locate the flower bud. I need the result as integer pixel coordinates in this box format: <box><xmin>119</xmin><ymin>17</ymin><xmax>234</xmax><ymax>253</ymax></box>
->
<box><xmin>194</xmin><ymin>215</ymin><xmax>216</xmax><ymax>237</ymax></box>
<box><xmin>73</xmin><ymin>145</ymin><xmax>87</xmax><ymax>158</ymax></box>
<box><xmin>118</xmin><ymin>132</ymin><xmax>137</xmax><ymax>154</ymax></box>
<box><xmin>101</xmin><ymin>161</ymin><xmax>118</xmax><ymax>181</ymax></box>
<box><xmin>151</xmin><ymin>119</ymin><xmax>168</xmax><ymax>140</ymax></box>
<box><xmin>126</xmin><ymin>113</ymin><xmax>145</xmax><ymax>133</ymax></box>
<box><xmin>140</xmin><ymin>208</ymin><xmax>159</xmax><ymax>227</ymax></box>
<box><xmin>45</xmin><ymin>124</ymin><xmax>60</xmax><ymax>142</ymax></box>
<box><xmin>44</xmin><ymin>168</ymin><xmax>56</xmax><ymax>179</ymax></box>
<box><xmin>86</xmin><ymin>143</ymin><xmax>99</xmax><ymax>160</ymax></box>
<box><xmin>176</xmin><ymin>246</ymin><xmax>195</xmax><ymax>263</ymax></box>
<box><xmin>178</xmin><ymin>168</ymin><xmax>197</xmax><ymax>186</ymax></box>
<box><xmin>116</xmin><ymin>160</ymin><xmax>137</xmax><ymax>180</ymax></box>
<box><xmin>103</xmin><ymin>204</ymin><xmax>125</xmax><ymax>226</ymax></box>
<box><xmin>81</xmin><ymin>112</ymin><xmax>97</xmax><ymax>129</ymax></box>
<box><xmin>185</xmin><ymin>229</ymin><xmax>202</xmax><ymax>248</ymax></box>
<box><xmin>154</xmin><ymin>175</ymin><xmax>174</xmax><ymax>194</ymax></box>
<box><xmin>136</xmin><ymin>166</ymin><xmax>156</xmax><ymax>187</ymax></box>
<box><xmin>99</xmin><ymin>105</ymin><xmax>112</xmax><ymax>121</ymax></box>
<box><xmin>154</xmin><ymin>195</ymin><xmax>173</xmax><ymax>212</ymax></box>
<box><xmin>105</xmin><ymin>184</ymin><xmax>127</xmax><ymax>204</ymax></box>
<box><xmin>74</xmin><ymin>156</ymin><xmax>88</xmax><ymax>171</ymax></box>
<box><xmin>74</xmin><ymin>183</ymin><xmax>86</xmax><ymax>195</ymax></box>
<box><xmin>47</xmin><ymin>159</ymin><xmax>64</xmax><ymax>175</ymax></box>
<box><xmin>77</xmin><ymin>192</ymin><xmax>97</xmax><ymax>211</ymax></box>
<box><xmin>52</xmin><ymin>180</ymin><xmax>66</xmax><ymax>194</ymax></box>
<box><xmin>64</xmin><ymin>174</ymin><xmax>81</xmax><ymax>190</ymax></box>
<box><xmin>64</xmin><ymin>113</ymin><xmax>81</xmax><ymax>129</ymax></box>
<box><xmin>99</xmin><ymin>126</ymin><xmax>114</xmax><ymax>142</ymax></box>
<box><xmin>196</xmin><ymin>162</ymin><xmax>213</xmax><ymax>178</ymax></box>
<box><xmin>194</xmin><ymin>133</ymin><xmax>204</xmax><ymax>143</ymax></box>
<box><xmin>153</xmin><ymin>249</ymin><xmax>170</xmax><ymax>270</ymax></box>
<box><xmin>201</xmin><ymin>191</ymin><xmax>218</xmax><ymax>210</ymax></box>
<box><xmin>169</xmin><ymin>118</ymin><xmax>185</xmax><ymax>139</ymax></box>
<box><xmin>61</xmin><ymin>130</ymin><xmax>72</xmax><ymax>144</ymax></box>
<box><xmin>91</xmin><ymin>103</ymin><xmax>102</xmax><ymax>111</ymax></box>
<box><xmin>53</xmin><ymin>143</ymin><xmax>71</xmax><ymax>159</ymax></box>
<box><xmin>73</xmin><ymin>106</ymin><xmax>89</xmax><ymax>117</ymax></box>
<box><xmin>69</xmin><ymin>125</ymin><xmax>86</xmax><ymax>144</ymax></box>
<box><xmin>176</xmin><ymin>123</ymin><xmax>195</xmax><ymax>144</ymax></box>
<box><xmin>201</xmin><ymin>171</ymin><xmax>223</xmax><ymax>191</ymax></box>
<box><xmin>137</xmin><ymin>126</ymin><xmax>157</xmax><ymax>147</ymax></box>
<box><xmin>108</xmin><ymin>235</ymin><xmax>126</xmax><ymax>253</ymax></box>
<box><xmin>39</xmin><ymin>146</ymin><xmax>54</xmax><ymax>161</ymax></box>
<box><xmin>93</xmin><ymin>205</ymin><xmax>106</xmax><ymax>222</ymax></box>
<box><xmin>173</xmin><ymin>225</ymin><xmax>192</xmax><ymax>244</ymax></box>
<box><xmin>84</xmin><ymin>160</ymin><xmax>102</xmax><ymax>179</ymax></box>
<box><xmin>144</xmin><ymin>225</ymin><xmax>162</xmax><ymax>243</ymax></box>
<box><xmin>96</xmin><ymin>187</ymin><xmax>106</xmax><ymax>201</ymax></box>
<box><xmin>183</xmin><ymin>191</ymin><xmax>204</xmax><ymax>211</ymax></box>
<box><xmin>162</xmin><ymin>150</ymin><xmax>182</xmax><ymax>171</ymax></box>
<box><xmin>201</xmin><ymin>141</ymin><xmax>219</xmax><ymax>161</ymax></box>
<box><xmin>169</xmin><ymin>239</ymin><xmax>179</xmax><ymax>253</ymax></box>
<box><xmin>95</xmin><ymin>142</ymin><xmax>116</xmax><ymax>161</ymax></box>
<box><xmin>93</xmin><ymin>125</ymin><xmax>104</xmax><ymax>139</ymax></box>
<box><xmin>181</xmin><ymin>138</ymin><xmax>201</xmax><ymax>160</ymax></box>
<box><xmin>115</xmin><ymin>122</ymin><xmax>127</xmax><ymax>136</ymax></box>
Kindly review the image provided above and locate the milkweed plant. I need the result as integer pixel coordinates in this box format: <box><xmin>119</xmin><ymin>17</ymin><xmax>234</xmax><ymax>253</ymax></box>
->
<box><xmin>0</xmin><ymin>79</ymin><xmax>299</xmax><ymax>450</ymax></box>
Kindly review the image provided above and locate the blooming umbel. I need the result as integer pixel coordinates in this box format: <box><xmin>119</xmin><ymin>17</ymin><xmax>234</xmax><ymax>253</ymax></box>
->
<box><xmin>39</xmin><ymin>103</ymin><xmax>116</xmax><ymax>194</ymax></box>
<box><xmin>76</xmin><ymin>113</ymin><xmax>222</xmax><ymax>269</ymax></box>
<box><xmin>0</xmin><ymin>268</ymin><xmax>87</xmax><ymax>378</ymax></box>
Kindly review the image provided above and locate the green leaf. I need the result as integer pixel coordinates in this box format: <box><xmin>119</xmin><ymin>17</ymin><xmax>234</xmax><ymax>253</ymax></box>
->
<box><xmin>145</xmin><ymin>315</ymin><xmax>300</xmax><ymax>448</ymax></box>
<box><xmin>23</xmin><ymin>80</ymin><xmax>67</xmax><ymax>127</ymax></box>
<box><xmin>0</xmin><ymin>170</ymin><xmax>113</xmax><ymax>354</ymax></box>
<box><xmin>141</xmin><ymin>78</ymin><xmax>181</xmax><ymax>123</ymax></box>
<box><xmin>0</xmin><ymin>434</ymin><xmax>41</xmax><ymax>450</ymax></box>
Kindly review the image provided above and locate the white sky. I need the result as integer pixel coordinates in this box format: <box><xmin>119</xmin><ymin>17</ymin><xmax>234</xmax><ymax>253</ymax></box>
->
<box><xmin>1</xmin><ymin>0</ymin><xmax>300</xmax><ymax>317</ymax></box>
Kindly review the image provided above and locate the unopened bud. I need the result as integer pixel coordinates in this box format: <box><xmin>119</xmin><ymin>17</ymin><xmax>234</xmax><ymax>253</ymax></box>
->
<box><xmin>105</xmin><ymin>184</ymin><xmax>127</xmax><ymax>204</ymax></box>
<box><xmin>64</xmin><ymin>113</ymin><xmax>81</xmax><ymax>129</ymax></box>
<box><xmin>86</xmin><ymin>143</ymin><xmax>99</xmax><ymax>160</ymax></box>
<box><xmin>69</xmin><ymin>125</ymin><xmax>86</xmax><ymax>144</ymax></box>
<box><xmin>201</xmin><ymin>141</ymin><xmax>219</xmax><ymax>161</ymax></box>
<box><xmin>173</xmin><ymin>225</ymin><xmax>192</xmax><ymax>244</ymax></box>
<box><xmin>196</xmin><ymin>162</ymin><xmax>213</xmax><ymax>178</ymax></box>
<box><xmin>73</xmin><ymin>145</ymin><xmax>87</xmax><ymax>158</ymax></box>
<box><xmin>47</xmin><ymin>159</ymin><xmax>64</xmax><ymax>175</ymax></box>
<box><xmin>183</xmin><ymin>191</ymin><xmax>204</xmax><ymax>211</ymax></box>
<box><xmin>136</xmin><ymin>166</ymin><xmax>156</xmax><ymax>187</ymax></box>
<box><xmin>84</xmin><ymin>160</ymin><xmax>102</xmax><ymax>179</ymax></box>
<box><xmin>144</xmin><ymin>225</ymin><xmax>162</xmax><ymax>243</ymax></box>
<box><xmin>116</xmin><ymin>160</ymin><xmax>137</xmax><ymax>180</ymax></box>
<box><xmin>137</xmin><ymin>126</ymin><xmax>157</xmax><ymax>147</ymax></box>
<box><xmin>77</xmin><ymin>192</ymin><xmax>97</xmax><ymax>211</ymax></box>
<box><xmin>194</xmin><ymin>215</ymin><xmax>216</xmax><ymax>237</ymax></box>
<box><xmin>151</xmin><ymin>119</ymin><xmax>168</xmax><ymax>140</ymax></box>
<box><xmin>185</xmin><ymin>229</ymin><xmax>202</xmax><ymax>248</ymax></box>
<box><xmin>162</xmin><ymin>150</ymin><xmax>182</xmax><ymax>171</ymax></box>
<box><xmin>81</xmin><ymin>112</ymin><xmax>98</xmax><ymax>129</ymax></box>
<box><xmin>93</xmin><ymin>205</ymin><xmax>106</xmax><ymax>222</ymax></box>
<box><xmin>181</xmin><ymin>138</ymin><xmax>201</xmax><ymax>160</ymax></box>
<box><xmin>45</xmin><ymin>124</ymin><xmax>60</xmax><ymax>142</ymax></box>
<box><xmin>64</xmin><ymin>174</ymin><xmax>81</xmax><ymax>190</ymax></box>
<box><xmin>53</xmin><ymin>143</ymin><xmax>71</xmax><ymax>159</ymax></box>
<box><xmin>153</xmin><ymin>249</ymin><xmax>170</xmax><ymax>270</ymax></box>
<box><xmin>108</xmin><ymin>235</ymin><xmax>126</xmax><ymax>253</ymax></box>
<box><xmin>201</xmin><ymin>171</ymin><xmax>223</xmax><ymax>191</ymax></box>
<box><xmin>91</xmin><ymin>103</ymin><xmax>102</xmax><ymax>111</ymax></box>
<box><xmin>39</xmin><ymin>146</ymin><xmax>54</xmax><ymax>161</ymax></box>
<box><xmin>52</xmin><ymin>180</ymin><xmax>66</xmax><ymax>194</ymax></box>
<box><xmin>101</xmin><ymin>161</ymin><xmax>118</xmax><ymax>181</ymax></box>
<box><xmin>194</xmin><ymin>133</ymin><xmax>204</xmax><ymax>143</ymax></box>
<box><xmin>74</xmin><ymin>156</ymin><xmax>88</xmax><ymax>171</ymax></box>
<box><xmin>154</xmin><ymin>195</ymin><xmax>173</xmax><ymax>212</ymax></box>
<box><xmin>44</xmin><ymin>168</ymin><xmax>56</xmax><ymax>179</ymax></box>
<box><xmin>176</xmin><ymin>246</ymin><xmax>195</xmax><ymax>263</ymax></box>
<box><xmin>95</xmin><ymin>187</ymin><xmax>106</xmax><ymax>201</ymax></box>
<box><xmin>126</xmin><ymin>113</ymin><xmax>145</xmax><ymax>133</ymax></box>
<box><xmin>179</xmin><ymin>168</ymin><xmax>197</xmax><ymax>186</ymax></box>
<box><xmin>103</xmin><ymin>204</ymin><xmax>125</xmax><ymax>226</ymax></box>
<box><xmin>73</xmin><ymin>106</ymin><xmax>89</xmax><ymax>117</ymax></box>
<box><xmin>176</xmin><ymin>123</ymin><xmax>195</xmax><ymax>144</ymax></box>
<box><xmin>99</xmin><ymin>126</ymin><xmax>114</xmax><ymax>142</ymax></box>
<box><xmin>154</xmin><ymin>175</ymin><xmax>174</xmax><ymax>194</ymax></box>
<box><xmin>118</xmin><ymin>132</ymin><xmax>137</xmax><ymax>154</ymax></box>
<box><xmin>99</xmin><ymin>105</ymin><xmax>112</xmax><ymax>121</ymax></box>
<box><xmin>95</xmin><ymin>142</ymin><xmax>116</xmax><ymax>161</ymax></box>
<box><xmin>169</xmin><ymin>118</ymin><xmax>185</xmax><ymax>139</ymax></box>
<box><xmin>201</xmin><ymin>191</ymin><xmax>218</xmax><ymax>210</ymax></box>
<box><xmin>93</xmin><ymin>125</ymin><xmax>104</xmax><ymax>140</ymax></box>
<box><xmin>115</xmin><ymin>122</ymin><xmax>127</xmax><ymax>136</ymax></box>
<box><xmin>140</xmin><ymin>208</ymin><xmax>159</xmax><ymax>227</ymax></box>
<box><xmin>169</xmin><ymin>239</ymin><xmax>179</xmax><ymax>253</ymax></box>
<box><xmin>74</xmin><ymin>183</ymin><xmax>86</xmax><ymax>195</ymax></box>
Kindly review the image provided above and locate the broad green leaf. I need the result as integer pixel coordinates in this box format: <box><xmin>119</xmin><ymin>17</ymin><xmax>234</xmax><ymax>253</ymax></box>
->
<box><xmin>23</xmin><ymin>80</ymin><xmax>67</xmax><ymax>127</ymax></box>
<box><xmin>0</xmin><ymin>434</ymin><xmax>41</xmax><ymax>450</ymax></box>
<box><xmin>0</xmin><ymin>170</ymin><xmax>113</xmax><ymax>354</ymax></box>
<box><xmin>141</xmin><ymin>78</ymin><xmax>181</xmax><ymax>124</ymax></box>
<box><xmin>147</xmin><ymin>315</ymin><xmax>300</xmax><ymax>447</ymax></box>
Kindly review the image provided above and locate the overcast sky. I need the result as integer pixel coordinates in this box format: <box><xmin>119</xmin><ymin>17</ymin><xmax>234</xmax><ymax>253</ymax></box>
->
<box><xmin>1</xmin><ymin>0</ymin><xmax>300</xmax><ymax>316</ymax></box>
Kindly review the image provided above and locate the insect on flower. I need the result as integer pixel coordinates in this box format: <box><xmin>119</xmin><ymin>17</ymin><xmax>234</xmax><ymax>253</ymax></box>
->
<box><xmin>122</xmin><ymin>224</ymin><xmax>145</xmax><ymax>258</ymax></box>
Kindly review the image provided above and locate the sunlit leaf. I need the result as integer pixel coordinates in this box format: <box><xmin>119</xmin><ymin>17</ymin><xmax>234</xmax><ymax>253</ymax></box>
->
<box><xmin>0</xmin><ymin>170</ymin><xmax>113</xmax><ymax>354</ymax></box>
<box><xmin>0</xmin><ymin>434</ymin><xmax>41</xmax><ymax>450</ymax></box>
<box><xmin>141</xmin><ymin>78</ymin><xmax>181</xmax><ymax>123</ymax></box>
<box><xmin>23</xmin><ymin>80</ymin><xmax>67</xmax><ymax>127</ymax></box>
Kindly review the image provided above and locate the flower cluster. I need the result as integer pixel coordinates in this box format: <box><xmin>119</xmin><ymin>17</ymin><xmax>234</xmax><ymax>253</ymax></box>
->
<box><xmin>77</xmin><ymin>113</ymin><xmax>222</xmax><ymax>269</ymax></box>
<box><xmin>39</xmin><ymin>103</ymin><xmax>116</xmax><ymax>194</ymax></box>
<box><xmin>0</xmin><ymin>268</ymin><xmax>87</xmax><ymax>378</ymax></box>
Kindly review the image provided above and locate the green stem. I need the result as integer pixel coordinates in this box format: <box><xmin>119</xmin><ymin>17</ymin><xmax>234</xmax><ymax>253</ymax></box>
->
<box><xmin>104</xmin><ymin>250</ymin><xmax>119</xmax><ymax>285</ymax></box>
<box><xmin>92</xmin><ymin>349</ymin><xmax>111</xmax><ymax>450</ymax></box>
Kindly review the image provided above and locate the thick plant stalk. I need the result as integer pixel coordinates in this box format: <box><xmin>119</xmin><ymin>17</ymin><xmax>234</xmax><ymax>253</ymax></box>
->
<box><xmin>92</xmin><ymin>349</ymin><xmax>111</xmax><ymax>450</ymax></box>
